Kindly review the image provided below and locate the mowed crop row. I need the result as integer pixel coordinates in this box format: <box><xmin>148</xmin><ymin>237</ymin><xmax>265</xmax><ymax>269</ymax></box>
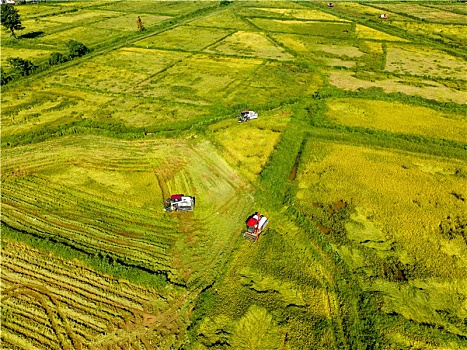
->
<box><xmin>1</xmin><ymin>239</ymin><xmax>186</xmax><ymax>350</ymax></box>
<box><xmin>1</xmin><ymin>135</ymin><xmax>252</xmax><ymax>288</ymax></box>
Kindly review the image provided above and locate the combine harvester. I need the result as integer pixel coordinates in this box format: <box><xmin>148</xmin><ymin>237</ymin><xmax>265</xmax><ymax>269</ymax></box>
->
<box><xmin>243</xmin><ymin>212</ymin><xmax>268</xmax><ymax>242</ymax></box>
<box><xmin>237</xmin><ymin>110</ymin><xmax>258</xmax><ymax>123</ymax></box>
<box><xmin>164</xmin><ymin>194</ymin><xmax>195</xmax><ymax>212</ymax></box>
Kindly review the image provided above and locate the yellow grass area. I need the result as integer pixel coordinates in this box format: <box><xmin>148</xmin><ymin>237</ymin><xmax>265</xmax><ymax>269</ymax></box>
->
<box><xmin>330</xmin><ymin>2</ymin><xmax>410</xmax><ymax>21</ymax></box>
<box><xmin>430</xmin><ymin>4</ymin><xmax>467</xmax><ymax>15</ymax></box>
<box><xmin>91</xmin><ymin>47</ymin><xmax>190</xmax><ymax>76</ymax></box>
<box><xmin>188</xmin><ymin>9</ymin><xmax>254</xmax><ymax>29</ymax></box>
<box><xmin>274</xmin><ymin>33</ymin><xmax>364</xmax><ymax>58</ymax></box>
<box><xmin>44</xmin><ymin>61</ymin><xmax>148</xmax><ymax>93</ymax></box>
<box><xmin>388</xmin><ymin>21</ymin><xmax>467</xmax><ymax>46</ymax></box>
<box><xmin>133</xmin><ymin>54</ymin><xmax>262</xmax><ymax>104</ymax></box>
<box><xmin>135</xmin><ymin>26</ymin><xmax>232</xmax><ymax>51</ymax></box>
<box><xmin>327</xmin><ymin>70</ymin><xmax>467</xmax><ymax>105</ymax></box>
<box><xmin>210</xmin><ymin>109</ymin><xmax>291</xmax><ymax>182</ymax></box>
<box><xmin>98</xmin><ymin>97</ymin><xmax>210</xmax><ymax>127</ymax></box>
<box><xmin>1</xmin><ymin>85</ymin><xmax>113</xmax><ymax>136</ymax></box>
<box><xmin>39</xmin><ymin>26</ymin><xmax>123</xmax><ymax>47</ymax></box>
<box><xmin>205</xmin><ymin>31</ymin><xmax>294</xmax><ymax>61</ymax></box>
<box><xmin>362</xmin><ymin>41</ymin><xmax>384</xmax><ymax>54</ymax></box>
<box><xmin>385</xmin><ymin>44</ymin><xmax>467</xmax><ymax>79</ymax></box>
<box><xmin>373</xmin><ymin>3</ymin><xmax>467</xmax><ymax>23</ymax></box>
<box><xmin>226</xmin><ymin>61</ymin><xmax>322</xmax><ymax>106</ymax></box>
<box><xmin>1</xmin><ymin>47</ymin><xmax>52</xmax><ymax>66</ymax></box>
<box><xmin>91</xmin><ymin>13</ymin><xmax>171</xmax><ymax>31</ymax></box>
<box><xmin>355</xmin><ymin>24</ymin><xmax>409</xmax><ymax>41</ymax></box>
<box><xmin>249</xmin><ymin>7</ymin><xmax>349</xmax><ymax>21</ymax></box>
<box><xmin>296</xmin><ymin>142</ymin><xmax>467</xmax><ymax>279</ymax></box>
<box><xmin>42</xmin><ymin>10</ymin><xmax>122</xmax><ymax>24</ymax></box>
<box><xmin>326</xmin><ymin>98</ymin><xmax>467</xmax><ymax>143</ymax></box>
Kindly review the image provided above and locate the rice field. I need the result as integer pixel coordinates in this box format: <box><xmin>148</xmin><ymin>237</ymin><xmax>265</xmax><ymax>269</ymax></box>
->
<box><xmin>327</xmin><ymin>70</ymin><xmax>467</xmax><ymax>105</ymax></box>
<box><xmin>295</xmin><ymin>141</ymin><xmax>467</xmax><ymax>343</ymax></box>
<box><xmin>372</xmin><ymin>3</ymin><xmax>467</xmax><ymax>23</ymax></box>
<box><xmin>326</xmin><ymin>98</ymin><xmax>467</xmax><ymax>143</ymax></box>
<box><xmin>1</xmin><ymin>239</ymin><xmax>187</xmax><ymax>349</ymax></box>
<box><xmin>135</xmin><ymin>26</ymin><xmax>232</xmax><ymax>51</ymax></box>
<box><xmin>2</xmin><ymin>1</ymin><xmax>467</xmax><ymax>349</ymax></box>
<box><xmin>384</xmin><ymin>44</ymin><xmax>467</xmax><ymax>79</ymax></box>
<box><xmin>388</xmin><ymin>21</ymin><xmax>467</xmax><ymax>47</ymax></box>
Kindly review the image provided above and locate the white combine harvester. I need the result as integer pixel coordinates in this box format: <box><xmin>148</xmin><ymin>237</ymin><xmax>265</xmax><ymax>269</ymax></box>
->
<box><xmin>243</xmin><ymin>212</ymin><xmax>268</xmax><ymax>242</ymax></box>
<box><xmin>164</xmin><ymin>194</ymin><xmax>195</xmax><ymax>212</ymax></box>
<box><xmin>237</xmin><ymin>110</ymin><xmax>258</xmax><ymax>123</ymax></box>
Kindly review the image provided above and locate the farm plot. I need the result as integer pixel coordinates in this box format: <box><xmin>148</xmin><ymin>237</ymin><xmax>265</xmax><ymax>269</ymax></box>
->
<box><xmin>209</xmin><ymin>108</ymin><xmax>292</xmax><ymax>182</ymax></box>
<box><xmin>38</xmin><ymin>10</ymin><xmax>123</xmax><ymax>25</ymax></box>
<box><xmin>384</xmin><ymin>44</ymin><xmax>467</xmax><ymax>79</ymax></box>
<box><xmin>204</xmin><ymin>31</ymin><xmax>294</xmax><ymax>61</ymax></box>
<box><xmin>1</xmin><ymin>47</ymin><xmax>52</xmax><ymax>68</ymax></box>
<box><xmin>274</xmin><ymin>33</ymin><xmax>373</xmax><ymax>68</ymax></box>
<box><xmin>40</xmin><ymin>47</ymin><xmax>191</xmax><ymax>94</ymax></box>
<box><xmin>388</xmin><ymin>21</ymin><xmax>467</xmax><ymax>47</ymax></box>
<box><xmin>429</xmin><ymin>4</ymin><xmax>467</xmax><ymax>15</ymax></box>
<box><xmin>239</xmin><ymin>7</ymin><xmax>349</xmax><ymax>22</ymax></box>
<box><xmin>327</xmin><ymin>70</ymin><xmax>467</xmax><ymax>104</ymax></box>
<box><xmin>131</xmin><ymin>54</ymin><xmax>262</xmax><ymax>105</ymax></box>
<box><xmin>325</xmin><ymin>98</ymin><xmax>467</xmax><ymax>143</ymax></box>
<box><xmin>0</xmin><ymin>84</ymin><xmax>113</xmax><ymax>136</ymax></box>
<box><xmin>93</xmin><ymin>96</ymin><xmax>210</xmax><ymax>128</ymax></box>
<box><xmin>90</xmin><ymin>13</ymin><xmax>171</xmax><ymax>31</ymax></box>
<box><xmin>191</xmin><ymin>227</ymin><xmax>338</xmax><ymax>350</ymax></box>
<box><xmin>35</xmin><ymin>26</ymin><xmax>125</xmax><ymax>49</ymax></box>
<box><xmin>134</xmin><ymin>25</ymin><xmax>232</xmax><ymax>51</ymax></box>
<box><xmin>371</xmin><ymin>3</ymin><xmax>467</xmax><ymax>23</ymax></box>
<box><xmin>1</xmin><ymin>239</ymin><xmax>187</xmax><ymax>350</ymax></box>
<box><xmin>295</xmin><ymin>141</ymin><xmax>467</xmax><ymax>343</ymax></box>
<box><xmin>187</xmin><ymin>9</ymin><xmax>254</xmax><ymax>30</ymax></box>
<box><xmin>225</xmin><ymin>61</ymin><xmax>323</xmax><ymax>105</ymax></box>
<box><xmin>1</xmin><ymin>135</ymin><xmax>251</xmax><ymax>287</ymax></box>
<box><xmin>249</xmin><ymin>18</ymin><xmax>352</xmax><ymax>37</ymax></box>
<box><xmin>94</xmin><ymin>0</ymin><xmax>213</xmax><ymax>16</ymax></box>
<box><xmin>354</xmin><ymin>24</ymin><xmax>408</xmax><ymax>42</ymax></box>
<box><xmin>325</xmin><ymin>2</ymin><xmax>411</xmax><ymax>22</ymax></box>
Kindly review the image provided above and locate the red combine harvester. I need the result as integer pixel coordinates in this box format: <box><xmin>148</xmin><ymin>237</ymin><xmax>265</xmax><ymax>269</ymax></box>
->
<box><xmin>243</xmin><ymin>212</ymin><xmax>268</xmax><ymax>242</ymax></box>
<box><xmin>164</xmin><ymin>194</ymin><xmax>195</xmax><ymax>212</ymax></box>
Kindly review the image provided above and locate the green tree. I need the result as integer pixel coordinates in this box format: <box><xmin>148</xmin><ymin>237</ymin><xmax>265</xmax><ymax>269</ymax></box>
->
<box><xmin>1</xmin><ymin>66</ymin><xmax>11</xmax><ymax>85</ymax></box>
<box><xmin>7</xmin><ymin>57</ymin><xmax>37</xmax><ymax>76</ymax></box>
<box><xmin>1</xmin><ymin>4</ymin><xmax>24</xmax><ymax>38</ymax></box>
<box><xmin>66</xmin><ymin>40</ymin><xmax>90</xmax><ymax>59</ymax></box>
<box><xmin>48</xmin><ymin>52</ymin><xmax>68</xmax><ymax>66</ymax></box>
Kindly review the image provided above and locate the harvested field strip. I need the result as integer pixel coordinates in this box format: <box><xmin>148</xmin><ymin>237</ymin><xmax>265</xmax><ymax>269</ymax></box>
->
<box><xmin>1</xmin><ymin>208</ymin><xmax>171</xmax><ymax>271</ymax></box>
<box><xmin>2</xmin><ymin>259</ymin><xmax>145</xmax><ymax>312</ymax></box>
<box><xmin>2</xmin><ymin>177</ymin><xmax>175</xmax><ymax>231</ymax></box>
<box><xmin>2</xmin><ymin>201</ymin><xmax>170</xmax><ymax>260</ymax></box>
<box><xmin>1</xmin><ymin>188</ymin><xmax>173</xmax><ymax>250</ymax></box>
<box><xmin>1</xmin><ymin>240</ymin><xmax>183</xmax><ymax>348</ymax></box>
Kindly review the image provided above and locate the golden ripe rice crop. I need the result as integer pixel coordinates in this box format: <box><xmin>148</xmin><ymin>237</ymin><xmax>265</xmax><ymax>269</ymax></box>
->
<box><xmin>385</xmin><ymin>44</ymin><xmax>467</xmax><ymax>79</ymax></box>
<box><xmin>205</xmin><ymin>31</ymin><xmax>294</xmax><ymax>61</ymax></box>
<box><xmin>296</xmin><ymin>141</ymin><xmax>467</xmax><ymax>278</ymax></box>
<box><xmin>135</xmin><ymin>26</ymin><xmax>232</xmax><ymax>51</ymax></box>
<box><xmin>326</xmin><ymin>98</ymin><xmax>467</xmax><ymax>142</ymax></box>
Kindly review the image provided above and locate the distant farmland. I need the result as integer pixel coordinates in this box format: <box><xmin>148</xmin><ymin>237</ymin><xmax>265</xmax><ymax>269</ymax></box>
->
<box><xmin>1</xmin><ymin>1</ymin><xmax>466</xmax><ymax>349</ymax></box>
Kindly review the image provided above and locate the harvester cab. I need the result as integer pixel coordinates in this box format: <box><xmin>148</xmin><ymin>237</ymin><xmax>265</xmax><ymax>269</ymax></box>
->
<box><xmin>164</xmin><ymin>194</ymin><xmax>195</xmax><ymax>212</ymax></box>
<box><xmin>243</xmin><ymin>212</ymin><xmax>268</xmax><ymax>242</ymax></box>
<box><xmin>237</xmin><ymin>110</ymin><xmax>258</xmax><ymax>123</ymax></box>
